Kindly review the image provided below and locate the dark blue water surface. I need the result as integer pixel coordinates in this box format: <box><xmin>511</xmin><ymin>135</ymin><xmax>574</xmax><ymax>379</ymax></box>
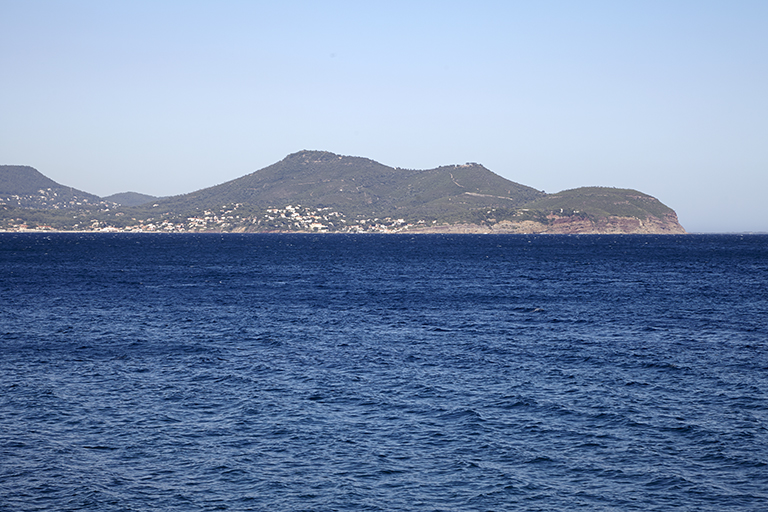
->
<box><xmin>1</xmin><ymin>233</ymin><xmax>767</xmax><ymax>511</ymax></box>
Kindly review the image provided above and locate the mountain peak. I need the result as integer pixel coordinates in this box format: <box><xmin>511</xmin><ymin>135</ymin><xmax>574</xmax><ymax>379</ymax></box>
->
<box><xmin>284</xmin><ymin>150</ymin><xmax>344</xmax><ymax>163</ymax></box>
<box><xmin>0</xmin><ymin>164</ymin><xmax>105</xmax><ymax>211</ymax></box>
<box><xmin>1</xmin><ymin>165</ymin><xmax>63</xmax><ymax>194</ymax></box>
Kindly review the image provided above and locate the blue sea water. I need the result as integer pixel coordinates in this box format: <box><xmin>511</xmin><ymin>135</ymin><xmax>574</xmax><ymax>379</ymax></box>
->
<box><xmin>1</xmin><ymin>233</ymin><xmax>766</xmax><ymax>511</ymax></box>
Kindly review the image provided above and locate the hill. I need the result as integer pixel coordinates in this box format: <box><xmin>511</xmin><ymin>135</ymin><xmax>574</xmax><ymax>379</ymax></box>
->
<box><xmin>0</xmin><ymin>165</ymin><xmax>63</xmax><ymax>194</ymax></box>
<box><xmin>0</xmin><ymin>165</ymin><xmax>105</xmax><ymax>209</ymax></box>
<box><xmin>523</xmin><ymin>187</ymin><xmax>675</xmax><ymax>219</ymax></box>
<box><xmin>498</xmin><ymin>186</ymin><xmax>686</xmax><ymax>234</ymax></box>
<box><xmin>102</xmin><ymin>191</ymin><xmax>158</xmax><ymax>207</ymax></box>
<box><xmin>144</xmin><ymin>150</ymin><xmax>545</xmax><ymax>219</ymax></box>
<box><xmin>0</xmin><ymin>153</ymin><xmax>686</xmax><ymax>233</ymax></box>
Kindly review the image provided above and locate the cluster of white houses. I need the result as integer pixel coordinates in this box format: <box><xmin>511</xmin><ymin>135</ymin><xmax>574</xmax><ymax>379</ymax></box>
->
<box><xmin>1</xmin><ymin>189</ymin><xmax>117</xmax><ymax>210</ymax></box>
<box><xmin>3</xmin><ymin>204</ymin><xmax>429</xmax><ymax>233</ymax></box>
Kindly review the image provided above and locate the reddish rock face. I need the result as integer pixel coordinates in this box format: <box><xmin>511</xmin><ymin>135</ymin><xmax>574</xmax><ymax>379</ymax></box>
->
<box><xmin>540</xmin><ymin>212</ymin><xmax>686</xmax><ymax>234</ymax></box>
<box><xmin>407</xmin><ymin>212</ymin><xmax>686</xmax><ymax>235</ymax></box>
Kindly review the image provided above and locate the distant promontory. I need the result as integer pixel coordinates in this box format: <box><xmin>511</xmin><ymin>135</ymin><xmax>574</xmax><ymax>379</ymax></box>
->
<box><xmin>0</xmin><ymin>151</ymin><xmax>685</xmax><ymax>234</ymax></box>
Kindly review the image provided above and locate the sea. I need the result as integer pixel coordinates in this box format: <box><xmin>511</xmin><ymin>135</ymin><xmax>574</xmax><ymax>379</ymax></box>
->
<box><xmin>1</xmin><ymin>233</ymin><xmax>766</xmax><ymax>511</ymax></box>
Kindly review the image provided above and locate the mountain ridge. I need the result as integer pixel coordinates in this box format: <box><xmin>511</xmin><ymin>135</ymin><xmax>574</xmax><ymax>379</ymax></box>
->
<box><xmin>0</xmin><ymin>152</ymin><xmax>686</xmax><ymax>233</ymax></box>
<box><xmin>0</xmin><ymin>164</ymin><xmax>111</xmax><ymax>210</ymax></box>
<box><xmin>150</xmin><ymin>150</ymin><xmax>545</xmax><ymax>212</ymax></box>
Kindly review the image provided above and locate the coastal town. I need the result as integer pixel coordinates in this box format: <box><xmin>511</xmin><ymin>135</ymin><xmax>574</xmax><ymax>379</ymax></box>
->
<box><xmin>1</xmin><ymin>202</ymin><xmax>429</xmax><ymax>233</ymax></box>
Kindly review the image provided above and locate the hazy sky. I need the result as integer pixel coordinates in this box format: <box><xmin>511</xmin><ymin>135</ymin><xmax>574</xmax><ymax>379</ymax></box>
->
<box><xmin>2</xmin><ymin>1</ymin><xmax>766</xmax><ymax>232</ymax></box>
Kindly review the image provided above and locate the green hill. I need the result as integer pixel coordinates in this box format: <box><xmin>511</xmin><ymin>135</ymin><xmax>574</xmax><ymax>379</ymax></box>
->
<box><xmin>142</xmin><ymin>150</ymin><xmax>545</xmax><ymax>220</ymax></box>
<box><xmin>0</xmin><ymin>153</ymin><xmax>686</xmax><ymax>233</ymax></box>
<box><xmin>102</xmin><ymin>191</ymin><xmax>158</xmax><ymax>207</ymax></box>
<box><xmin>0</xmin><ymin>165</ymin><xmax>104</xmax><ymax>209</ymax></box>
<box><xmin>0</xmin><ymin>165</ymin><xmax>63</xmax><ymax>194</ymax></box>
<box><xmin>521</xmin><ymin>187</ymin><xmax>675</xmax><ymax>219</ymax></box>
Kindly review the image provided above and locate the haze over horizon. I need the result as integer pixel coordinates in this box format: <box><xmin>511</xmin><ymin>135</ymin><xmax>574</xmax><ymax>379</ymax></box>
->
<box><xmin>2</xmin><ymin>1</ymin><xmax>766</xmax><ymax>233</ymax></box>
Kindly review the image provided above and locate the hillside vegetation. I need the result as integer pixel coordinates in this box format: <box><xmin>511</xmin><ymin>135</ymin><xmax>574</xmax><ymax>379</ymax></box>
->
<box><xmin>141</xmin><ymin>150</ymin><xmax>545</xmax><ymax>220</ymax></box>
<box><xmin>0</xmin><ymin>152</ymin><xmax>685</xmax><ymax>233</ymax></box>
<box><xmin>521</xmin><ymin>187</ymin><xmax>675</xmax><ymax>219</ymax></box>
<box><xmin>0</xmin><ymin>165</ymin><xmax>109</xmax><ymax>211</ymax></box>
<box><xmin>0</xmin><ymin>165</ymin><xmax>63</xmax><ymax>194</ymax></box>
<box><xmin>102</xmin><ymin>191</ymin><xmax>158</xmax><ymax>207</ymax></box>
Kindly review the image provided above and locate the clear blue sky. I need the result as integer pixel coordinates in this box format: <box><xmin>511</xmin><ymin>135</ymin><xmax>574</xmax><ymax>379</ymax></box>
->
<box><xmin>2</xmin><ymin>1</ymin><xmax>766</xmax><ymax>232</ymax></box>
